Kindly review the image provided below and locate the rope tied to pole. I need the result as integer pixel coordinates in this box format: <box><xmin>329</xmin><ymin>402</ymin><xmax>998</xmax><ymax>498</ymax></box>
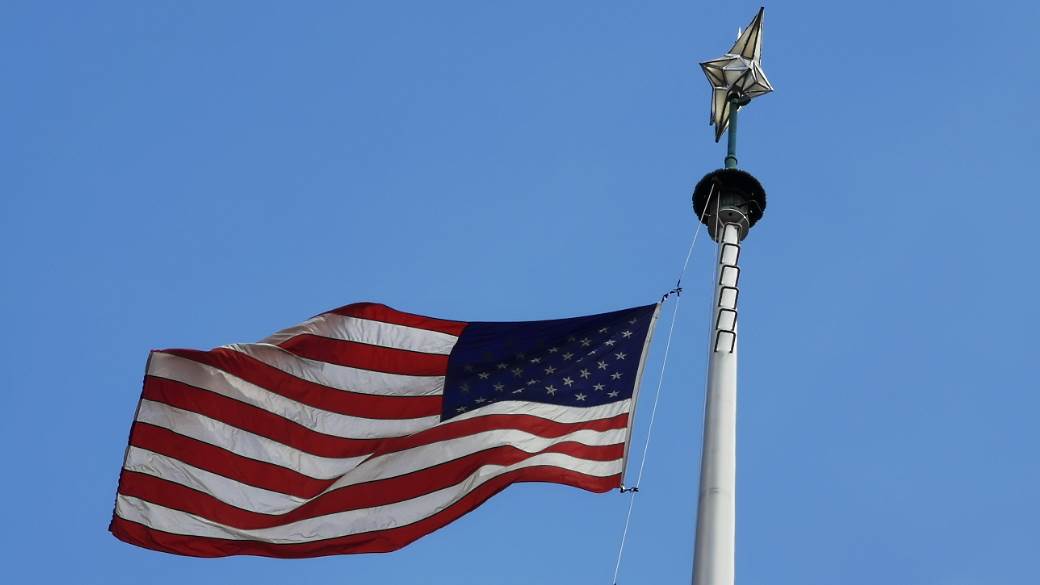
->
<box><xmin>610</xmin><ymin>186</ymin><xmax>715</xmax><ymax>584</ymax></box>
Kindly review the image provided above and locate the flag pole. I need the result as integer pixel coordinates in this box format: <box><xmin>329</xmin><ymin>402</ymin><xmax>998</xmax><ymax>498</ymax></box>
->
<box><xmin>690</xmin><ymin>95</ymin><xmax>750</xmax><ymax>585</ymax></box>
<box><xmin>692</xmin><ymin>8</ymin><xmax>772</xmax><ymax>583</ymax></box>
<box><xmin>691</xmin><ymin>206</ymin><xmax>741</xmax><ymax>585</ymax></box>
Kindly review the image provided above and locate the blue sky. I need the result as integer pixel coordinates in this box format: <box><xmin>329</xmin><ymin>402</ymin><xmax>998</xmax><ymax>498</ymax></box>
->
<box><xmin>3</xmin><ymin>1</ymin><xmax>1038</xmax><ymax>583</ymax></box>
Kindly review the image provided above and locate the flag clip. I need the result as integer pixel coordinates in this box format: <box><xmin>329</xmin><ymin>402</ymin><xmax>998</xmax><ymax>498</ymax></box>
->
<box><xmin>660</xmin><ymin>284</ymin><xmax>683</xmax><ymax>302</ymax></box>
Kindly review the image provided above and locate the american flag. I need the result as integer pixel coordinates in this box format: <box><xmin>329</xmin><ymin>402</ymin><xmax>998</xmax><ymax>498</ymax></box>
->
<box><xmin>110</xmin><ymin>302</ymin><xmax>659</xmax><ymax>557</ymax></box>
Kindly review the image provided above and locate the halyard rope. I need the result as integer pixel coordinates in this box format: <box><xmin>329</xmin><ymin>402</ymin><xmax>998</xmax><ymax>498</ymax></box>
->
<box><xmin>611</xmin><ymin>186</ymin><xmax>715</xmax><ymax>584</ymax></box>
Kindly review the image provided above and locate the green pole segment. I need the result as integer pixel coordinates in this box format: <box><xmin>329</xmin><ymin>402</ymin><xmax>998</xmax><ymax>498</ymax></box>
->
<box><xmin>724</xmin><ymin>104</ymin><xmax>739</xmax><ymax>169</ymax></box>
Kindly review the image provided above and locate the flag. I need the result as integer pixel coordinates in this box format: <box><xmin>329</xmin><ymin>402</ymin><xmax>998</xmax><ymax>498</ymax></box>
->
<box><xmin>110</xmin><ymin>302</ymin><xmax>660</xmax><ymax>557</ymax></box>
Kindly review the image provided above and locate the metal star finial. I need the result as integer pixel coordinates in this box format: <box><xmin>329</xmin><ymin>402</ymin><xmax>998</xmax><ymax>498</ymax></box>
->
<box><xmin>700</xmin><ymin>7</ymin><xmax>774</xmax><ymax>142</ymax></box>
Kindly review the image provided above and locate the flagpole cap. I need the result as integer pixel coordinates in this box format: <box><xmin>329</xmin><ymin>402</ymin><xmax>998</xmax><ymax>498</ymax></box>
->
<box><xmin>692</xmin><ymin>168</ymin><xmax>767</xmax><ymax>240</ymax></box>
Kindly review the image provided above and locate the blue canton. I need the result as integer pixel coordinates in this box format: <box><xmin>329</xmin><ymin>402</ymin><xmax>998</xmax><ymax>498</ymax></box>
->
<box><xmin>441</xmin><ymin>304</ymin><xmax>658</xmax><ymax>420</ymax></box>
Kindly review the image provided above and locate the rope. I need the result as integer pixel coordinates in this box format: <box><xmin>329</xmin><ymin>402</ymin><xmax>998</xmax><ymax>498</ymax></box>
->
<box><xmin>610</xmin><ymin>186</ymin><xmax>715</xmax><ymax>584</ymax></box>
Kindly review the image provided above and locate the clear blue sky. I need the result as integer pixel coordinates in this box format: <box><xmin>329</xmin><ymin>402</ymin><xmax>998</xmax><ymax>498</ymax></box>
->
<box><xmin>3</xmin><ymin>2</ymin><xmax>1038</xmax><ymax>584</ymax></box>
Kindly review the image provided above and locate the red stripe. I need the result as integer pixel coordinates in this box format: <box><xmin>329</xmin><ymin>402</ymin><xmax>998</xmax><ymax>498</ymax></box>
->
<box><xmin>160</xmin><ymin>348</ymin><xmax>441</xmax><ymax>420</ymax></box>
<box><xmin>275</xmin><ymin>334</ymin><xmax>448</xmax><ymax>376</ymax></box>
<box><xmin>373</xmin><ymin>412</ymin><xmax>629</xmax><ymax>458</ymax></box>
<box><xmin>129</xmin><ymin>423</ymin><xmax>330</xmax><ymax>499</ymax></box>
<box><xmin>142</xmin><ymin>376</ymin><xmax>630</xmax><ymax>461</ymax></box>
<box><xmin>117</xmin><ymin>441</ymin><xmax>623</xmax><ymax>530</ymax></box>
<box><xmin>142</xmin><ymin>376</ymin><xmax>381</xmax><ymax>458</ymax></box>
<box><xmin>110</xmin><ymin>467</ymin><xmax>619</xmax><ymax>557</ymax></box>
<box><xmin>328</xmin><ymin>303</ymin><xmax>468</xmax><ymax>337</ymax></box>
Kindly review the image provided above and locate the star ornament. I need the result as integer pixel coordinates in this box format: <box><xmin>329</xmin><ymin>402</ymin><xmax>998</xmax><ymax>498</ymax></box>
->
<box><xmin>699</xmin><ymin>7</ymin><xmax>774</xmax><ymax>141</ymax></box>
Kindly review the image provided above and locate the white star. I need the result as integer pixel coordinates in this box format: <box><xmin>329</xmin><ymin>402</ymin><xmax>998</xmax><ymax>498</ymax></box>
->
<box><xmin>604</xmin><ymin>339</ymin><xmax>617</xmax><ymax>347</ymax></box>
<box><xmin>611</xmin><ymin>371</ymin><xmax>623</xmax><ymax>380</ymax></box>
<box><xmin>579</xmin><ymin>368</ymin><xmax>591</xmax><ymax>379</ymax></box>
<box><xmin>580</xmin><ymin>337</ymin><xmax>592</xmax><ymax>347</ymax></box>
<box><xmin>530</xmin><ymin>357</ymin><xmax>541</xmax><ymax>364</ymax></box>
<box><xmin>512</xmin><ymin>388</ymin><xmax>524</xmax><ymax>394</ymax></box>
<box><xmin>628</xmin><ymin>318</ymin><xmax>637</xmax><ymax>325</ymax></box>
<box><xmin>512</xmin><ymin>367</ymin><xmax>523</xmax><ymax>377</ymax></box>
<box><xmin>615</xmin><ymin>352</ymin><xmax>627</xmax><ymax>360</ymax></box>
<box><xmin>497</xmin><ymin>362</ymin><xmax>508</xmax><ymax>370</ymax></box>
<box><xmin>567</xmin><ymin>336</ymin><xmax>577</xmax><ymax>342</ymax></box>
<box><xmin>608</xmin><ymin>390</ymin><xmax>619</xmax><ymax>398</ymax></box>
<box><xmin>460</xmin><ymin>383</ymin><xmax>470</xmax><ymax>392</ymax></box>
<box><xmin>527</xmin><ymin>379</ymin><xmax>538</xmax><ymax>386</ymax></box>
<box><xmin>456</xmin><ymin>406</ymin><xmax>468</xmax><ymax>412</ymax></box>
<box><xmin>593</xmin><ymin>383</ymin><xmax>605</xmax><ymax>391</ymax></box>
<box><xmin>475</xmin><ymin>397</ymin><xmax>487</xmax><ymax>404</ymax></box>
<box><xmin>563</xmin><ymin>352</ymin><xmax>574</xmax><ymax>360</ymax></box>
<box><xmin>598</xmin><ymin>327</ymin><xmax>608</xmax><ymax>334</ymax></box>
<box><xmin>575</xmin><ymin>393</ymin><xmax>587</xmax><ymax>401</ymax></box>
<box><xmin>544</xmin><ymin>366</ymin><xmax>556</xmax><ymax>375</ymax></box>
<box><xmin>563</xmin><ymin>377</ymin><xmax>574</xmax><ymax>386</ymax></box>
<box><xmin>545</xmin><ymin>385</ymin><xmax>557</xmax><ymax>396</ymax></box>
<box><xmin>622</xmin><ymin>330</ymin><xmax>633</xmax><ymax>338</ymax></box>
<box><xmin>478</xmin><ymin>372</ymin><xmax>490</xmax><ymax>379</ymax></box>
<box><xmin>597</xmin><ymin>360</ymin><xmax>608</xmax><ymax>370</ymax></box>
<box><xmin>548</xmin><ymin>347</ymin><xmax>559</xmax><ymax>353</ymax></box>
<box><xmin>493</xmin><ymin>382</ymin><xmax>505</xmax><ymax>392</ymax></box>
<box><xmin>588</xmin><ymin>349</ymin><xmax>597</xmax><ymax>355</ymax></box>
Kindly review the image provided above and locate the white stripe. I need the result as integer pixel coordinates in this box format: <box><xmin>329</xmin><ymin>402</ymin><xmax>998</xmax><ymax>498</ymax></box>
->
<box><xmin>450</xmin><ymin>398</ymin><xmax>631</xmax><ymax>424</ymax></box>
<box><xmin>149</xmin><ymin>352</ymin><xmax>440</xmax><ymax>439</ymax></box>
<box><xmin>327</xmin><ymin>426</ymin><xmax>625</xmax><ymax>490</ymax></box>
<box><xmin>128</xmin><ymin>425</ymin><xmax>627</xmax><ymax>514</ymax></box>
<box><xmin>261</xmin><ymin>313</ymin><xmax>458</xmax><ymax>355</ymax></box>
<box><xmin>116</xmin><ymin>453</ymin><xmax>622</xmax><ymax>542</ymax></box>
<box><xmin>124</xmin><ymin>447</ymin><xmax>307</xmax><ymax>513</ymax></box>
<box><xmin>135</xmin><ymin>400</ymin><xmax>368</xmax><ymax>479</ymax></box>
<box><xmin>225</xmin><ymin>343</ymin><xmax>445</xmax><ymax>397</ymax></box>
